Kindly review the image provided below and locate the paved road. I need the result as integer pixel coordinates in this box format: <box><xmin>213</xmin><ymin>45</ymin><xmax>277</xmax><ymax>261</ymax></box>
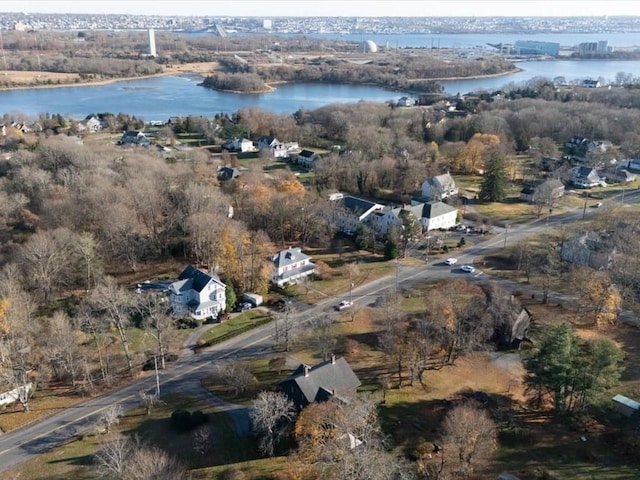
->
<box><xmin>0</xmin><ymin>188</ymin><xmax>636</xmax><ymax>472</ymax></box>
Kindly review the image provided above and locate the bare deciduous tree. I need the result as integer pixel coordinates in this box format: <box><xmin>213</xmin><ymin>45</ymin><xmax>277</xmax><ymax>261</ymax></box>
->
<box><xmin>250</xmin><ymin>391</ymin><xmax>296</xmax><ymax>457</ymax></box>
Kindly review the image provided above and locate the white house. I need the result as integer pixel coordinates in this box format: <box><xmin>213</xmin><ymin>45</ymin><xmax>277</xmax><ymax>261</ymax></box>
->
<box><xmin>224</xmin><ymin>137</ymin><xmax>254</xmax><ymax>152</ymax></box>
<box><xmin>370</xmin><ymin>201</ymin><xmax>458</xmax><ymax>236</ymax></box>
<box><xmin>168</xmin><ymin>265</ymin><xmax>226</xmax><ymax>320</ymax></box>
<box><xmin>118</xmin><ymin>130</ymin><xmax>150</xmax><ymax>146</ymax></box>
<box><xmin>272</xmin><ymin>247</ymin><xmax>316</xmax><ymax>287</ymax></box>
<box><xmin>328</xmin><ymin>193</ymin><xmax>384</xmax><ymax>235</ymax></box>
<box><xmin>257</xmin><ymin>136</ymin><xmax>295</xmax><ymax>159</ymax></box>
<box><xmin>421</xmin><ymin>173</ymin><xmax>459</xmax><ymax>200</ymax></box>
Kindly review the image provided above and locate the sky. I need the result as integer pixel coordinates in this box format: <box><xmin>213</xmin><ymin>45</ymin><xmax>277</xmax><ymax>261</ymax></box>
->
<box><xmin>11</xmin><ymin>0</ymin><xmax>640</xmax><ymax>18</ymax></box>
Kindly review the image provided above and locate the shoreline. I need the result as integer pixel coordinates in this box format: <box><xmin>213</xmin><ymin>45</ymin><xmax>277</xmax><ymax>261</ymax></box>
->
<box><xmin>0</xmin><ymin>64</ymin><xmax>523</xmax><ymax>93</ymax></box>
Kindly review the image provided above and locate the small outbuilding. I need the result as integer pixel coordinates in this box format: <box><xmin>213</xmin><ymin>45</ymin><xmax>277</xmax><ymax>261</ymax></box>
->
<box><xmin>612</xmin><ymin>394</ymin><xmax>640</xmax><ymax>417</ymax></box>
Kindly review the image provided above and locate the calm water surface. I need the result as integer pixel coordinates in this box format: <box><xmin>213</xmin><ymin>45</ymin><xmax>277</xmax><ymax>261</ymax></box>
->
<box><xmin>3</xmin><ymin>32</ymin><xmax>640</xmax><ymax>119</ymax></box>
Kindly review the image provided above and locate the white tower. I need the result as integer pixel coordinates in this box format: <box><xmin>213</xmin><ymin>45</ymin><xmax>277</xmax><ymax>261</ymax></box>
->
<box><xmin>148</xmin><ymin>28</ymin><xmax>156</xmax><ymax>57</ymax></box>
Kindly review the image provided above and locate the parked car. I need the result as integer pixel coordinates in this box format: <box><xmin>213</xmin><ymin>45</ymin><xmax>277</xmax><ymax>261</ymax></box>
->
<box><xmin>594</xmin><ymin>202</ymin><xmax>603</xmax><ymax>208</ymax></box>
<box><xmin>460</xmin><ymin>264</ymin><xmax>475</xmax><ymax>273</ymax></box>
<box><xmin>335</xmin><ymin>300</ymin><xmax>354</xmax><ymax>311</ymax></box>
<box><xmin>236</xmin><ymin>302</ymin><xmax>252</xmax><ymax>312</ymax></box>
<box><xmin>445</xmin><ymin>257</ymin><xmax>458</xmax><ymax>265</ymax></box>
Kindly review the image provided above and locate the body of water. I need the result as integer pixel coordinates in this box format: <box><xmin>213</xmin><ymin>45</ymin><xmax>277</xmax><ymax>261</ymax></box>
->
<box><xmin>301</xmin><ymin>32</ymin><xmax>640</xmax><ymax>49</ymax></box>
<box><xmin>3</xmin><ymin>32</ymin><xmax>640</xmax><ymax>119</ymax></box>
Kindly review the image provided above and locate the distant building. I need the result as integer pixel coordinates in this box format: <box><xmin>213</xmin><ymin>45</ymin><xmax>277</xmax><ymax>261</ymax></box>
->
<box><xmin>612</xmin><ymin>394</ymin><xmax>640</xmax><ymax>417</ymax></box>
<box><xmin>577</xmin><ymin>40</ymin><xmax>614</xmax><ymax>54</ymax></box>
<box><xmin>514</xmin><ymin>40</ymin><xmax>560</xmax><ymax>56</ymax></box>
<box><xmin>560</xmin><ymin>231</ymin><xmax>616</xmax><ymax>270</ymax></box>
<box><xmin>148</xmin><ymin>28</ymin><xmax>157</xmax><ymax>57</ymax></box>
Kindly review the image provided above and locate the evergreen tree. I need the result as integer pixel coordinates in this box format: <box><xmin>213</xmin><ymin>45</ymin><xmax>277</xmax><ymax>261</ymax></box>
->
<box><xmin>479</xmin><ymin>150</ymin><xmax>508</xmax><ymax>202</ymax></box>
<box><xmin>524</xmin><ymin>323</ymin><xmax>624</xmax><ymax>413</ymax></box>
<box><xmin>225</xmin><ymin>280</ymin><xmax>237</xmax><ymax>312</ymax></box>
<box><xmin>384</xmin><ymin>225</ymin><xmax>400</xmax><ymax>260</ymax></box>
<box><xmin>354</xmin><ymin>223</ymin><xmax>371</xmax><ymax>251</ymax></box>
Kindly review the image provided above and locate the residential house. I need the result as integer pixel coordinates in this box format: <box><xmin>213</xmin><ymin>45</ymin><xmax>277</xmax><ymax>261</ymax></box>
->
<box><xmin>612</xmin><ymin>394</ymin><xmax>640</xmax><ymax>417</ymax></box>
<box><xmin>583</xmin><ymin>79</ymin><xmax>601</xmax><ymax>88</ymax></box>
<box><xmin>223</xmin><ymin>137</ymin><xmax>254</xmax><ymax>152</ymax></box>
<box><xmin>605</xmin><ymin>168</ymin><xmax>637</xmax><ymax>184</ymax></box>
<box><xmin>623</xmin><ymin>159</ymin><xmax>640</xmax><ymax>173</ymax></box>
<box><xmin>328</xmin><ymin>193</ymin><xmax>384</xmax><ymax>235</ymax></box>
<box><xmin>168</xmin><ymin>265</ymin><xmax>226</xmax><ymax>320</ymax></box>
<box><xmin>217</xmin><ymin>167</ymin><xmax>240</xmax><ymax>181</ymax></box>
<box><xmin>370</xmin><ymin>201</ymin><xmax>458</xmax><ymax>237</ymax></box>
<box><xmin>271</xmin><ymin>247</ymin><xmax>316</xmax><ymax>288</ymax></box>
<box><xmin>279</xmin><ymin>355</ymin><xmax>361</xmax><ymax>411</ymax></box>
<box><xmin>419</xmin><ymin>201</ymin><xmax>458</xmax><ymax>231</ymax></box>
<box><xmin>83</xmin><ymin>115</ymin><xmax>105</xmax><ymax>132</ymax></box>
<box><xmin>297</xmin><ymin>149</ymin><xmax>320</xmax><ymax>170</ymax></box>
<box><xmin>0</xmin><ymin>125</ymin><xmax>5</xmax><ymax>136</ymax></box>
<box><xmin>519</xmin><ymin>179</ymin><xmax>565</xmax><ymax>203</ymax></box>
<box><xmin>257</xmin><ymin>136</ymin><xmax>297</xmax><ymax>159</ymax></box>
<box><xmin>572</xmin><ymin>166</ymin><xmax>604</xmax><ymax>188</ymax></box>
<box><xmin>560</xmin><ymin>231</ymin><xmax>616</xmax><ymax>269</ymax></box>
<box><xmin>118</xmin><ymin>130</ymin><xmax>150</xmax><ymax>146</ymax></box>
<box><xmin>396</xmin><ymin>96</ymin><xmax>414</xmax><ymax>107</ymax></box>
<box><xmin>420</xmin><ymin>173</ymin><xmax>459</xmax><ymax>201</ymax></box>
<box><xmin>565</xmin><ymin>136</ymin><xmax>611</xmax><ymax>160</ymax></box>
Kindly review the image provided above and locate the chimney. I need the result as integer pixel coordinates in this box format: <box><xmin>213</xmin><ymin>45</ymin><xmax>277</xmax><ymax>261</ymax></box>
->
<box><xmin>331</xmin><ymin>354</ymin><xmax>336</xmax><ymax>364</ymax></box>
<box><xmin>304</xmin><ymin>365</ymin><xmax>310</xmax><ymax>377</ymax></box>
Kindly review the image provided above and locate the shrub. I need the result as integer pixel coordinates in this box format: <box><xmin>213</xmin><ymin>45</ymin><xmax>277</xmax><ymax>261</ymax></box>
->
<box><xmin>220</xmin><ymin>467</ymin><xmax>247</xmax><ymax>480</ymax></box>
<box><xmin>171</xmin><ymin>409</ymin><xmax>209</xmax><ymax>432</ymax></box>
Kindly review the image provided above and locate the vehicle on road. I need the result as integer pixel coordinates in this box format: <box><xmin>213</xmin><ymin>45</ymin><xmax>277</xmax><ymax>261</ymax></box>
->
<box><xmin>460</xmin><ymin>264</ymin><xmax>475</xmax><ymax>273</ymax></box>
<box><xmin>594</xmin><ymin>202</ymin><xmax>603</xmax><ymax>208</ymax></box>
<box><xmin>445</xmin><ymin>257</ymin><xmax>458</xmax><ymax>265</ymax></box>
<box><xmin>335</xmin><ymin>300</ymin><xmax>353</xmax><ymax>311</ymax></box>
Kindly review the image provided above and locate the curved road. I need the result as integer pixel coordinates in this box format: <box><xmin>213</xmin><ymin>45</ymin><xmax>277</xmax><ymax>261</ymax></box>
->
<box><xmin>0</xmin><ymin>189</ymin><xmax>637</xmax><ymax>472</ymax></box>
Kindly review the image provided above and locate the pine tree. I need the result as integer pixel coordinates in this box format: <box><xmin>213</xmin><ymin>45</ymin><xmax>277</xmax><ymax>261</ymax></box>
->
<box><xmin>384</xmin><ymin>225</ymin><xmax>400</xmax><ymax>260</ymax></box>
<box><xmin>225</xmin><ymin>281</ymin><xmax>237</xmax><ymax>312</ymax></box>
<box><xmin>479</xmin><ymin>150</ymin><xmax>508</xmax><ymax>202</ymax></box>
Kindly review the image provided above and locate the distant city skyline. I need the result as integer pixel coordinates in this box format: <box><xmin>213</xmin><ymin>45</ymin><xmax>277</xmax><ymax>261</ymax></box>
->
<box><xmin>12</xmin><ymin>0</ymin><xmax>640</xmax><ymax>18</ymax></box>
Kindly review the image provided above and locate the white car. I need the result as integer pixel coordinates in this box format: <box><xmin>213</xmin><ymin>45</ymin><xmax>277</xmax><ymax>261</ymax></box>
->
<box><xmin>594</xmin><ymin>202</ymin><xmax>603</xmax><ymax>208</ymax></box>
<box><xmin>335</xmin><ymin>300</ymin><xmax>354</xmax><ymax>311</ymax></box>
<box><xmin>460</xmin><ymin>264</ymin><xmax>475</xmax><ymax>273</ymax></box>
<box><xmin>445</xmin><ymin>258</ymin><xmax>458</xmax><ymax>265</ymax></box>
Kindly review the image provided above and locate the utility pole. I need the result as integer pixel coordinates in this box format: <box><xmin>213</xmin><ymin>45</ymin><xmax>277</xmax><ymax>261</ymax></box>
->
<box><xmin>154</xmin><ymin>355</ymin><xmax>161</xmax><ymax>398</ymax></box>
<box><xmin>503</xmin><ymin>224</ymin><xmax>509</xmax><ymax>248</ymax></box>
<box><xmin>582</xmin><ymin>193</ymin><xmax>588</xmax><ymax>220</ymax></box>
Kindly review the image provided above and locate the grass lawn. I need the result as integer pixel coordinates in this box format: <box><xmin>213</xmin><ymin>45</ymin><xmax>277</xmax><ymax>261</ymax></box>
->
<box><xmin>5</xmin><ymin>394</ymin><xmax>260</xmax><ymax>480</ymax></box>
<box><xmin>201</xmin><ymin>357</ymin><xmax>293</xmax><ymax>406</ymax></box>
<box><xmin>288</xmin><ymin>248</ymin><xmax>394</xmax><ymax>304</ymax></box>
<box><xmin>473</xmin><ymin>197</ymin><xmax>538</xmax><ymax>224</ymax></box>
<box><xmin>196</xmin><ymin>310</ymin><xmax>274</xmax><ymax>349</ymax></box>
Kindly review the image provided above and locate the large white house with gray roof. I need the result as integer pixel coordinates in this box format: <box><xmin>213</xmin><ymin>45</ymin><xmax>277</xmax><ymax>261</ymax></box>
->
<box><xmin>272</xmin><ymin>247</ymin><xmax>316</xmax><ymax>288</ymax></box>
<box><xmin>421</xmin><ymin>173</ymin><xmax>459</xmax><ymax>200</ymax></box>
<box><xmin>370</xmin><ymin>200</ymin><xmax>458</xmax><ymax>237</ymax></box>
<box><xmin>328</xmin><ymin>193</ymin><xmax>384</xmax><ymax>235</ymax></box>
<box><xmin>168</xmin><ymin>265</ymin><xmax>226</xmax><ymax>320</ymax></box>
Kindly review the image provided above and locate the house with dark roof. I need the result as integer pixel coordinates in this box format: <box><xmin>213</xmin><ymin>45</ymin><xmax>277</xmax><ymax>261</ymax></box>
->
<box><xmin>217</xmin><ymin>166</ymin><xmax>240</xmax><ymax>181</ymax></box>
<box><xmin>327</xmin><ymin>193</ymin><xmax>384</xmax><ymax>235</ymax></box>
<box><xmin>271</xmin><ymin>247</ymin><xmax>316</xmax><ymax>288</ymax></box>
<box><xmin>118</xmin><ymin>130</ymin><xmax>150</xmax><ymax>146</ymax></box>
<box><xmin>572</xmin><ymin>166</ymin><xmax>604</xmax><ymax>188</ymax></box>
<box><xmin>168</xmin><ymin>265</ymin><xmax>226</xmax><ymax>320</ymax></box>
<box><xmin>297</xmin><ymin>149</ymin><xmax>320</xmax><ymax>169</ymax></box>
<box><xmin>279</xmin><ymin>355</ymin><xmax>361</xmax><ymax>411</ymax></box>
<box><xmin>222</xmin><ymin>137</ymin><xmax>254</xmax><ymax>153</ymax></box>
<box><xmin>421</xmin><ymin>173</ymin><xmax>459</xmax><ymax>201</ymax></box>
<box><xmin>560</xmin><ymin>231</ymin><xmax>616</xmax><ymax>269</ymax></box>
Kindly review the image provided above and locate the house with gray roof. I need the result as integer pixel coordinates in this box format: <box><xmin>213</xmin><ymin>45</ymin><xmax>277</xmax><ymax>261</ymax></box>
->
<box><xmin>297</xmin><ymin>149</ymin><xmax>320</xmax><ymax>169</ymax></box>
<box><xmin>271</xmin><ymin>247</ymin><xmax>316</xmax><ymax>288</ymax></box>
<box><xmin>572</xmin><ymin>166</ymin><xmax>604</xmax><ymax>188</ymax></box>
<box><xmin>560</xmin><ymin>231</ymin><xmax>616</xmax><ymax>269</ymax></box>
<box><xmin>279</xmin><ymin>355</ymin><xmax>361</xmax><ymax>411</ymax></box>
<box><xmin>371</xmin><ymin>200</ymin><xmax>457</xmax><ymax>237</ymax></box>
<box><xmin>168</xmin><ymin>265</ymin><xmax>226</xmax><ymax>320</ymax></box>
<box><xmin>328</xmin><ymin>193</ymin><xmax>384</xmax><ymax>235</ymax></box>
<box><xmin>118</xmin><ymin>130</ymin><xmax>150</xmax><ymax>146</ymax></box>
<box><xmin>421</xmin><ymin>173</ymin><xmax>459</xmax><ymax>200</ymax></box>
